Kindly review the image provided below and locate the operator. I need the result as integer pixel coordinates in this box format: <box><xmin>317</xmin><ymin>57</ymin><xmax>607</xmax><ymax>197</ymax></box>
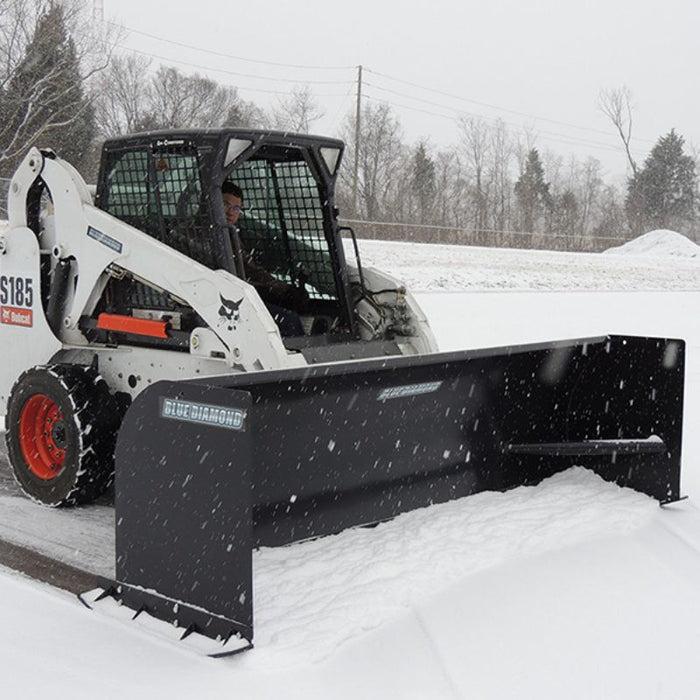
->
<box><xmin>222</xmin><ymin>181</ymin><xmax>306</xmax><ymax>336</ymax></box>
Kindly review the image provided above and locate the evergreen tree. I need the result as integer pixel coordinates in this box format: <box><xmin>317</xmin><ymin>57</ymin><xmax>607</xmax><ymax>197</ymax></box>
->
<box><xmin>550</xmin><ymin>190</ymin><xmax>579</xmax><ymax>238</ymax></box>
<box><xmin>514</xmin><ymin>148</ymin><xmax>551</xmax><ymax>233</ymax></box>
<box><xmin>0</xmin><ymin>2</ymin><xmax>95</xmax><ymax>177</ymax></box>
<box><xmin>411</xmin><ymin>142</ymin><xmax>436</xmax><ymax>224</ymax></box>
<box><xmin>626</xmin><ymin>129</ymin><xmax>698</xmax><ymax>235</ymax></box>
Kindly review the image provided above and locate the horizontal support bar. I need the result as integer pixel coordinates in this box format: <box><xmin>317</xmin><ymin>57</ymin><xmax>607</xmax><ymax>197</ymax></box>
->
<box><xmin>504</xmin><ymin>437</ymin><xmax>667</xmax><ymax>457</ymax></box>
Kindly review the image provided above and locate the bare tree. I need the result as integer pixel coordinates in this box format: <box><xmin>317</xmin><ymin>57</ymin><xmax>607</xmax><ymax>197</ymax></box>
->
<box><xmin>599</xmin><ymin>86</ymin><xmax>637</xmax><ymax>175</ymax></box>
<box><xmin>593</xmin><ymin>184</ymin><xmax>626</xmax><ymax>242</ymax></box>
<box><xmin>146</xmin><ymin>66</ymin><xmax>242</xmax><ymax>129</ymax></box>
<box><xmin>93</xmin><ymin>54</ymin><xmax>153</xmax><ymax>136</ymax></box>
<box><xmin>93</xmin><ymin>60</ymin><xmax>264</xmax><ymax>137</ymax></box>
<box><xmin>432</xmin><ymin>150</ymin><xmax>467</xmax><ymax>242</ymax></box>
<box><xmin>221</xmin><ymin>96</ymin><xmax>265</xmax><ymax>128</ymax></box>
<box><xmin>459</xmin><ymin>116</ymin><xmax>492</xmax><ymax>237</ymax></box>
<box><xmin>340</xmin><ymin>102</ymin><xmax>405</xmax><ymax>221</ymax></box>
<box><xmin>576</xmin><ymin>157</ymin><xmax>604</xmax><ymax>238</ymax></box>
<box><xmin>269</xmin><ymin>85</ymin><xmax>324</xmax><ymax>133</ymax></box>
<box><xmin>488</xmin><ymin>120</ymin><xmax>515</xmax><ymax>236</ymax></box>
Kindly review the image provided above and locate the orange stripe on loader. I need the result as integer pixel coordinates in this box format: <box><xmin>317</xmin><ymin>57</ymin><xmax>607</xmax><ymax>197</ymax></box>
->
<box><xmin>97</xmin><ymin>313</ymin><xmax>169</xmax><ymax>339</ymax></box>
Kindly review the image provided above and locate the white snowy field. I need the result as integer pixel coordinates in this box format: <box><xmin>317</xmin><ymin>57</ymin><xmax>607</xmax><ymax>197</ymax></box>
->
<box><xmin>350</xmin><ymin>228</ymin><xmax>700</xmax><ymax>292</ymax></box>
<box><xmin>2</xmin><ymin>230</ymin><xmax>700</xmax><ymax>699</ymax></box>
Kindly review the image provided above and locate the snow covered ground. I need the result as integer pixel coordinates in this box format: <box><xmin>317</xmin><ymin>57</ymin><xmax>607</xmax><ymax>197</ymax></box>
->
<box><xmin>2</xmin><ymin>231</ymin><xmax>700</xmax><ymax>699</ymax></box>
<box><xmin>350</xmin><ymin>229</ymin><xmax>700</xmax><ymax>292</ymax></box>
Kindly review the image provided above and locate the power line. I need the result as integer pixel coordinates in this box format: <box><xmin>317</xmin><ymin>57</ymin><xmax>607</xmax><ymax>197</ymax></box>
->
<box><xmin>362</xmin><ymin>91</ymin><xmax>457</xmax><ymax>123</ymax></box>
<box><xmin>118</xmin><ymin>44</ymin><xmax>354</xmax><ymax>86</ymax></box>
<box><xmin>362</xmin><ymin>92</ymin><xmax>647</xmax><ymax>158</ymax></box>
<box><xmin>108</xmin><ymin>22</ymin><xmax>652</xmax><ymax>160</ymax></box>
<box><xmin>327</xmin><ymin>85</ymin><xmax>356</xmax><ymax>137</ymax></box>
<box><xmin>110</xmin><ymin>21</ymin><xmax>355</xmax><ymax>71</ymax></box>
<box><xmin>109</xmin><ymin>21</ymin><xmax>644</xmax><ymax>148</ymax></box>
<box><xmin>107</xmin><ymin>44</ymin><xmax>636</xmax><ymax>157</ymax></box>
<box><xmin>364</xmin><ymin>84</ymin><xmax>636</xmax><ymax>153</ymax></box>
<box><xmin>365</xmin><ymin>68</ymin><xmax>657</xmax><ymax>145</ymax></box>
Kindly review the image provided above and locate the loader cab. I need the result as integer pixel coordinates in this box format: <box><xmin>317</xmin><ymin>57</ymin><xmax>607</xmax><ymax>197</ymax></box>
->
<box><xmin>94</xmin><ymin>129</ymin><xmax>356</xmax><ymax>348</ymax></box>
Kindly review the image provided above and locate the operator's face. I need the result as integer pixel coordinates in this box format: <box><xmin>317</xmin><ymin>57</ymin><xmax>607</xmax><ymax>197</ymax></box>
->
<box><xmin>223</xmin><ymin>192</ymin><xmax>243</xmax><ymax>225</ymax></box>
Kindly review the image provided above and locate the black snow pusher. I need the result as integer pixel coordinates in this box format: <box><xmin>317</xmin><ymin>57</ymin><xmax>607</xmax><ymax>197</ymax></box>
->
<box><xmin>84</xmin><ymin>333</ymin><xmax>684</xmax><ymax>655</ymax></box>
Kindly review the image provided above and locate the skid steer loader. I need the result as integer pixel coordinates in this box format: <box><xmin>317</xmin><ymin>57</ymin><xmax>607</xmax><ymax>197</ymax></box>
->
<box><xmin>0</xmin><ymin>129</ymin><xmax>685</xmax><ymax>655</ymax></box>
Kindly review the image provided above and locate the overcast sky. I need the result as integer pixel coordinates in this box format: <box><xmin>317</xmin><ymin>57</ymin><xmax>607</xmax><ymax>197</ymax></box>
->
<box><xmin>104</xmin><ymin>0</ymin><xmax>700</xmax><ymax>181</ymax></box>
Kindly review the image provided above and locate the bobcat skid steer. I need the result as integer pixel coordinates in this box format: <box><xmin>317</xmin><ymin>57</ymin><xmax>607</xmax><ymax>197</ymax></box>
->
<box><xmin>0</xmin><ymin>129</ymin><xmax>685</xmax><ymax>655</ymax></box>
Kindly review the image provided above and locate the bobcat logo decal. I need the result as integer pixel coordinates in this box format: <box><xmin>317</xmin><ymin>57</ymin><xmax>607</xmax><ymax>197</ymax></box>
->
<box><xmin>218</xmin><ymin>295</ymin><xmax>243</xmax><ymax>331</ymax></box>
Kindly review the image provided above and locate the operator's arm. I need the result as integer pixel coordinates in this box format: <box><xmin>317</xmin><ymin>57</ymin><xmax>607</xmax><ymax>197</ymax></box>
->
<box><xmin>243</xmin><ymin>254</ymin><xmax>289</xmax><ymax>296</ymax></box>
<box><xmin>245</xmin><ymin>254</ymin><xmax>309</xmax><ymax>310</ymax></box>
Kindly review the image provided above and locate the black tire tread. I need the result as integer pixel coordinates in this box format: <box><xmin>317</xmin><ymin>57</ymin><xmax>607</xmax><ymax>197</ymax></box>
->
<box><xmin>6</xmin><ymin>363</ymin><xmax>121</xmax><ymax>506</ymax></box>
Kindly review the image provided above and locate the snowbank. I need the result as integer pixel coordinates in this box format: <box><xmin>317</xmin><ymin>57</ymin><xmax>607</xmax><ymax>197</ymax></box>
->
<box><xmin>249</xmin><ymin>468</ymin><xmax>655</xmax><ymax>668</ymax></box>
<box><xmin>604</xmin><ymin>229</ymin><xmax>700</xmax><ymax>258</ymax></box>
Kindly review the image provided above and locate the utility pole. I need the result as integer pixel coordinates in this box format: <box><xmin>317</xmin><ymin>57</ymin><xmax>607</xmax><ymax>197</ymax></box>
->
<box><xmin>352</xmin><ymin>65</ymin><xmax>362</xmax><ymax>213</ymax></box>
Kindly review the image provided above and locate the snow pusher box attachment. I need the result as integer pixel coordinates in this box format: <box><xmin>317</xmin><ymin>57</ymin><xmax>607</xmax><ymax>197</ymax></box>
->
<box><xmin>0</xmin><ymin>129</ymin><xmax>683</xmax><ymax>655</ymax></box>
<box><xmin>94</xmin><ymin>333</ymin><xmax>683</xmax><ymax>655</ymax></box>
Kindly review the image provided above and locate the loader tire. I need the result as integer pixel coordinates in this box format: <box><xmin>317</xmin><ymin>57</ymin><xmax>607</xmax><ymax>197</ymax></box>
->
<box><xmin>6</xmin><ymin>364</ymin><xmax>121</xmax><ymax>507</ymax></box>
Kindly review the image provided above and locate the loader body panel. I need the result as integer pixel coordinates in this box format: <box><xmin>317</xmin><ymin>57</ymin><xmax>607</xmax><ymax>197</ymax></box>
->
<box><xmin>110</xmin><ymin>334</ymin><xmax>684</xmax><ymax>649</ymax></box>
<box><xmin>0</xmin><ymin>226</ymin><xmax>62</xmax><ymax>411</ymax></box>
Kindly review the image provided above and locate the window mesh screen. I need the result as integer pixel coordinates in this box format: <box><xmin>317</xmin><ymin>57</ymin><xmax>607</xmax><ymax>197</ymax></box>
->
<box><xmin>100</xmin><ymin>144</ymin><xmax>215</xmax><ymax>310</ymax></box>
<box><xmin>232</xmin><ymin>157</ymin><xmax>338</xmax><ymax>301</ymax></box>
<box><xmin>101</xmin><ymin>144</ymin><xmax>216</xmax><ymax>269</ymax></box>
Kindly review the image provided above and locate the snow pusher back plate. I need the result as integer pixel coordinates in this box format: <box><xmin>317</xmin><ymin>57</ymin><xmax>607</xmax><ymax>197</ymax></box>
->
<box><xmin>104</xmin><ymin>334</ymin><xmax>684</xmax><ymax>652</ymax></box>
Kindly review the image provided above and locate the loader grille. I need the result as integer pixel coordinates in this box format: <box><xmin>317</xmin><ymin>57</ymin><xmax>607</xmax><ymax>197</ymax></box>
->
<box><xmin>231</xmin><ymin>157</ymin><xmax>338</xmax><ymax>301</ymax></box>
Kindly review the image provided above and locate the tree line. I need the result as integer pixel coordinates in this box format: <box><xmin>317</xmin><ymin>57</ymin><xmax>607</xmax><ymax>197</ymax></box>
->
<box><xmin>337</xmin><ymin>105</ymin><xmax>699</xmax><ymax>250</ymax></box>
<box><xmin>1</xmin><ymin>0</ymin><xmax>698</xmax><ymax>250</ymax></box>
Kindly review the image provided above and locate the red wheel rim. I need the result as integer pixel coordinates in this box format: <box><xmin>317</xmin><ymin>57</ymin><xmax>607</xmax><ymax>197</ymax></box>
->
<box><xmin>18</xmin><ymin>394</ymin><xmax>67</xmax><ymax>480</ymax></box>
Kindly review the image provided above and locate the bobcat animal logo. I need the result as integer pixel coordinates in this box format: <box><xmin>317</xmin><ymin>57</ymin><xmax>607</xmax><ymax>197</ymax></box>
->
<box><xmin>218</xmin><ymin>295</ymin><xmax>243</xmax><ymax>331</ymax></box>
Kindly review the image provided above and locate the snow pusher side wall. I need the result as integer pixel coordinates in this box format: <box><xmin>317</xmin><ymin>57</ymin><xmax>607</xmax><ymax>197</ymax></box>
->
<box><xmin>110</xmin><ymin>334</ymin><xmax>684</xmax><ymax>649</ymax></box>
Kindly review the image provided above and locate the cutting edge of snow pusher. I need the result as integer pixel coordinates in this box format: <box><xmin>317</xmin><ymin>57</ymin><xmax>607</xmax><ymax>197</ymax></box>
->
<box><xmin>97</xmin><ymin>334</ymin><xmax>684</xmax><ymax>653</ymax></box>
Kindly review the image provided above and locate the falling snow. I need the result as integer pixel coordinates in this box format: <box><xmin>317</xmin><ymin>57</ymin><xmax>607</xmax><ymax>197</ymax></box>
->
<box><xmin>1</xmin><ymin>229</ymin><xmax>700</xmax><ymax>698</ymax></box>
